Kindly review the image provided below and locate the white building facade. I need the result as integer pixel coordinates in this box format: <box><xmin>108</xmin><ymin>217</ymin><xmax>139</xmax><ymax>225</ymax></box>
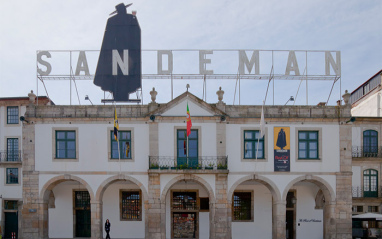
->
<box><xmin>19</xmin><ymin>90</ymin><xmax>353</xmax><ymax>239</ymax></box>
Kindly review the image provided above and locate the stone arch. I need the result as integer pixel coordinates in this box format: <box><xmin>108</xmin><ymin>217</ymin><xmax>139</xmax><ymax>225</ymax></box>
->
<box><xmin>160</xmin><ymin>174</ymin><xmax>215</xmax><ymax>203</ymax></box>
<box><xmin>95</xmin><ymin>174</ymin><xmax>149</xmax><ymax>202</ymax></box>
<box><xmin>39</xmin><ymin>174</ymin><xmax>95</xmax><ymax>202</ymax></box>
<box><xmin>282</xmin><ymin>175</ymin><xmax>335</xmax><ymax>203</ymax></box>
<box><xmin>227</xmin><ymin>174</ymin><xmax>282</xmax><ymax>202</ymax></box>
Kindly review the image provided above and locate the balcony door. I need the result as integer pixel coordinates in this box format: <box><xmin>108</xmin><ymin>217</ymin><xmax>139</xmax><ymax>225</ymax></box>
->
<box><xmin>364</xmin><ymin>169</ymin><xmax>378</xmax><ymax>197</ymax></box>
<box><xmin>177</xmin><ymin>129</ymin><xmax>198</xmax><ymax>168</ymax></box>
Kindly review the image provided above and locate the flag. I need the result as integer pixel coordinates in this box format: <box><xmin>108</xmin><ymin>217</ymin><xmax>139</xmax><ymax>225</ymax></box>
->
<box><xmin>186</xmin><ymin>103</ymin><xmax>192</xmax><ymax>137</ymax></box>
<box><xmin>259</xmin><ymin>103</ymin><xmax>265</xmax><ymax>138</ymax></box>
<box><xmin>114</xmin><ymin>108</ymin><xmax>119</xmax><ymax>141</ymax></box>
<box><xmin>125</xmin><ymin>142</ymin><xmax>130</xmax><ymax>157</ymax></box>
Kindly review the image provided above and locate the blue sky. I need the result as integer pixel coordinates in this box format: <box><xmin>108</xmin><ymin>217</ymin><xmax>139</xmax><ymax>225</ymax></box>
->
<box><xmin>0</xmin><ymin>0</ymin><xmax>381</xmax><ymax>106</ymax></box>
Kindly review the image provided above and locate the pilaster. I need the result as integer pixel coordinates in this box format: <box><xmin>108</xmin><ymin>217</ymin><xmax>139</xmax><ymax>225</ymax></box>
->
<box><xmin>90</xmin><ymin>200</ymin><xmax>103</xmax><ymax>239</ymax></box>
<box><xmin>272</xmin><ymin>200</ymin><xmax>286</xmax><ymax>239</ymax></box>
<box><xmin>214</xmin><ymin>174</ymin><xmax>230</xmax><ymax>239</ymax></box>
<box><xmin>148</xmin><ymin>173</ymin><xmax>162</xmax><ymax>239</ymax></box>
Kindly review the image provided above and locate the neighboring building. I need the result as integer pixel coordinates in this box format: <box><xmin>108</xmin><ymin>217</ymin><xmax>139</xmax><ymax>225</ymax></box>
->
<box><xmin>0</xmin><ymin>93</ymin><xmax>51</xmax><ymax>239</ymax></box>
<box><xmin>350</xmin><ymin>69</ymin><xmax>382</xmax><ymax>117</ymax></box>
<box><xmin>18</xmin><ymin>88</ymin><xmax>353</xmax><ymax>239</ymax></box>
<box><xmin>350</xmin><ymin>70</ymin><xmax>382</xmax><ymax>237</ymax></box>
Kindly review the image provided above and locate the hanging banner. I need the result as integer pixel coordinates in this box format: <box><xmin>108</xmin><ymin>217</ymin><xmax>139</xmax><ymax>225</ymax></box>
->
<box><xmin>274</xmin><ymin>127</ymin><xmax>290</xmax><ymax>172</ymax></box>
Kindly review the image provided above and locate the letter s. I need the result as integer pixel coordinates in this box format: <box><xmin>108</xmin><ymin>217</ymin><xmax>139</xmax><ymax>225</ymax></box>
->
<box><xmin>37</xmin><ymin>51</ymin><xmax>52</xmax><ymax>76</ymax></box>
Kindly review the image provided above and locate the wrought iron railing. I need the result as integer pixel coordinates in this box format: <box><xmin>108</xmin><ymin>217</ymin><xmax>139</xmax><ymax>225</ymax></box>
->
<box><xmin>352</xmin><ymin>146</ymin><xmax>382</xmax><ymax>158</ymax></box>
<box><xmin>0</xmin><ymin>150</ymin><xmax>22</xmax><ymax>163</ymax></box>
<box><xmin>149</xmin><ymin>156</ymin><xmax>228</xmax><ymax>170</ymax></box>
<box><xmin>352</xmin><ymin>186</ymin><xmax>382</xmax><ymax>198</ymax></box>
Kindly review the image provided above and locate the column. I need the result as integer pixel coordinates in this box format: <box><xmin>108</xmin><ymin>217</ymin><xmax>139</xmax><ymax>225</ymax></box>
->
<box><xmin>90</xmin><ymin>200</ymin><xmax>103</xmax><ymax>239</ymax></box>
<box><xmin>148</xmin><ymin>173</ymin><xmax>162</xmax><ymax>239</ymax></box>
<box><xmin>272</xmin><ymin>200</ymin><xmax>286</xmax><ymax>239</ymax></box>
<box><xmin>214</xmin><ymin>174</ymin><xmax>230</xmax><ymax>239</ymax></box>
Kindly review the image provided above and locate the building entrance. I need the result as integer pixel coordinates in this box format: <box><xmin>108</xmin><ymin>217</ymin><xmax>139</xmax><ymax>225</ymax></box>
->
<box><xmin>171</xmin><ymin>191</ymin><xmax>199</xmax><ymax>239</ymax></box>
<box><xmin>4</xmin><ymin>212</ymin><xmax>18</xmax><ymax>239</ymax></box>
<box><xmin>74</xmin><ymin>191</ymin><xmax>91</xmax><ymax>237</ymax></box>
<box><xmin>286</xmin><ymin>191</ymin><xmax>296</xmax><ymax>239</ymax></box>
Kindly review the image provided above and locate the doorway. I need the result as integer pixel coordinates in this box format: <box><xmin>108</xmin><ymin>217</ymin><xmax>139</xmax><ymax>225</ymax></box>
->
<box><xmin>74</xmin><ymin>191</ymin><xmax>91</xmax><ymax>237</ymax></box>
<box><xmin>4</xmin><ymin>212</ymin><xmax>18</xmax><ymax>239</ymax></box>
<box><xmin>286</xmin><ymin>191</ymin><xmax>296</xmax><ymax>239</ymax></box>
<box><xmin>171</xmin><ymin>191</ymin><xmax>199</xmax><ymax>238</ymax></box>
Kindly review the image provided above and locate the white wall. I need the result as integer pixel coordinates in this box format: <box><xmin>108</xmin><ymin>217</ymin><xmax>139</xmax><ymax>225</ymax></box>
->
<box><xmin>226</xmin><ymin>123</ymin><xmax>340</xmax><ymax>173</ymax></box>
<box><xmin>102</xmin><ymin>182</ymin><xmax>145</xmax><ymax>239</ymax></box>
<box><xmin>231</xmin><ymin>184</ymin><xmax>272</xmax><ymax>239</ymax></box>
<box><xmin>352</xmin><ymin>91</ymin><xmax>381</xmax><ymax>117</ymax></box>
<box><xmin>352</xmin><ymin>166</ymin><xmax>361</xmax><ymax>188</ymax></box>
<box><xmin>294</xmin><ymin>182</ymin><xmax>323</xmax><ymax>239</ymax></box>
<box><xmin>35</xmin><ymin>123</ymin><xmax>150</xmax><ymax>172</ymax></box>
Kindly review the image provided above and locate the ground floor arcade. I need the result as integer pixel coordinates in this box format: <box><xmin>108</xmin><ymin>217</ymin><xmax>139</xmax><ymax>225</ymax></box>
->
<box><xmin>19</xmin><ymin>172</ymin><xmax>351</xmax><ymax>239</ymax></box>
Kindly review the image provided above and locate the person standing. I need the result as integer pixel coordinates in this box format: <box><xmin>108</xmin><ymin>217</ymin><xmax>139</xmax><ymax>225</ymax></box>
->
<box><xmin>105</xmin><ymin>219</ymin><xmax>111</xmax><ymax>239</ymax></box>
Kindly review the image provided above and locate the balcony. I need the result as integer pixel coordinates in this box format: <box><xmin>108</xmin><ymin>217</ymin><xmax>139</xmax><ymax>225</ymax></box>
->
<box><xmin>149</xmin><ymin>156</ymin><xmax>228</xmax><ymax>170</ymax></box>
<box><xmin>352</xmin><ymin>146</ymin><xmax>382</xmax><ymax>158</ymax></box>
<box><xmin>352</xmin><ymin>186</ymin><xmax>382</xmax><ymax>198</ymax></box>
<box><xmin>0</xmin><ymin>150</ymin><xmax>22</xmax><ymax>163</ymax></box>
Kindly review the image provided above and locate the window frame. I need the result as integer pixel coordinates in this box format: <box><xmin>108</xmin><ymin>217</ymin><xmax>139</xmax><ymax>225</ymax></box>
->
<box><xmin>7</xmin><ymin>106</ymin><xmax>19</xmax><ymax>125</ymax></box>
<box><xmin>296</xmin><ymin>129</ymin><xmax>321</xmax><ymax>160</ymax></box>
<box><xmin>241</xmin><ymin>127</ymin><xmax>268</xmax><ymax>161</ymax></box>
<box><xmin>232</xmin><ymin>191</ymin><xmax>253</xmax><ymax>222</ymax></box>
<box><xmin>55</xmin><ymin>130</ymin><xmax>76</xmax><ymax>159</ymax></box>
<box><xmin>110</xmin><ymin>130</ymin><xmax>132</xmax><ymax>160</ymax></box>
<box><xmin>6</xmin><ymin>138</ymin><xmax>19</xmax><ymax>162</ymax></box>
<box><xmin>363</xmin><ymin>130</ymin><xmax>378</xmax><ymax>156</ymax></box>
<box><xmin>6</xmin><ymin>168</ymin><xmax>19</xmax><ymax>185</ymax></box>
<box><xmin>174</xmin><ymin>127</ymin><xmax>200</xmax><ymax>168</ymax></box>
<box><xmin>363</xmin><ymin>169</ymin><xmax>378</xmax><ymax>198</ymax></box>
<box><xmin>120</xmin><ymin>189</ymin><xmax>142</xmax><ymax>221</ymax></box>
<box><xmin>243</xmin><ymin>130</ymin><xmax>265</xmax><ymax>159</ymax></box>
<box><xmin>52</xmin><ymin>128</ymin><xmax>79</xmax><ymax>161</ymax></box>
<box><xmin>108</xmin><ymin>127</ymin><xmax>134</xmax><ymax>161</ymax></box>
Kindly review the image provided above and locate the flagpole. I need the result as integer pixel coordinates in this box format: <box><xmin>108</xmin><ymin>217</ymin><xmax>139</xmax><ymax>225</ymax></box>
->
<box><xmin>115</xmin><ymin>104</ymin><xmax>121</xmax><ymax>173</ymax></box>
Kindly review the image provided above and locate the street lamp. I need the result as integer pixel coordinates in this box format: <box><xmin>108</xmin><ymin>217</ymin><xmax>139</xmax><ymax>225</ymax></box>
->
<box><xmin>284</xmin><ymin>96</ymin><xmax>295</xmax><ymax>106</ymax></box>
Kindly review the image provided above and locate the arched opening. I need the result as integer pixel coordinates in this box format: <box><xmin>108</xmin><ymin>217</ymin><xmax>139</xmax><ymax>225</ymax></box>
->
<box><xmin>95</xmin><ymin>175</ymin><xmax>149</xmax><ymax>239</ymax></box>
<box><xmin>40</xmin><ymin>175</ymin><xmax>94</xmax><ymax>239</ymax></box>
<box><xmin>283</xmin><ymin>176</ymin><xmax>335</xmax><ymax>239</ymax></box>
<box><xmin>161</xmin><ymin>175</ymin><xmax>215</xmax><ymax>239</ymax></box>
<box><xmin>228</xmin><ymin>174</ymin><xmax>280</xmax><ymax>239</ymax></box>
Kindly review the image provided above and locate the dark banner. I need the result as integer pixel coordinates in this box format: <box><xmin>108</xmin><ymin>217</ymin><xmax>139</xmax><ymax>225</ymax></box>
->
<box><xmin>274</xmin><ymin>127</ymin><xmax>290</xmax><ymax>172</ymax></box>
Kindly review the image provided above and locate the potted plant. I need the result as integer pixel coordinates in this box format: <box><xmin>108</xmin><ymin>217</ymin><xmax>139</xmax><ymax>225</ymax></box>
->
<box><xmin>205</xmin><ymin>163</ymin><xmax>214</xmax><ymax>170</ymax></box>
<box><xmin>150</xmin><ymin>163</ymin><xmax>159</xmax><ymax>169</ymax></box>
<box><xmin>217</xmin><ymin>163</ymin><xmax>227</xmax><ymax>170</ymax></box>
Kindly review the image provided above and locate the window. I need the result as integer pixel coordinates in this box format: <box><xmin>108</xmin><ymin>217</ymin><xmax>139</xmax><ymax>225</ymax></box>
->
<box><xmin>200</xmin><ymin>197</ymin><xmax>210</xmax><ymax>211</ymax></box>
<box><xmin>111</xmin><ymin>131</ymin><xmax>131</xmax><ymax>159</ymax></box>
<box><xmin>4</xmin><ymin>200</ymin><xmax>18</xmax><ymax>210</ymax></box>
<box><xmin>172</xmin><ymin>192</ymin><xmax>197</xmax><ymax>210</ymax></box>
<box><xmin>7</xmin><ymin>138</ymin><xmax>19</xmax><ymax>161</ymax></box>
<box><xmin>352</xmin><ymin>206</ymin><xmax>363</xmax><ymax>213</ymax></box>
<box><xmin>368</xmin><ymin>206</ymin><xmax>378</xmax><ymax>212</ymax></box>
<box><xmin>364</xmin><ymin>169</ymin><xmax>378</xmax><ymax>197</ymax></box>
<box><xmin>7</xmin><ymin>106</ymin><xmax>19</xmax><ymax>124</ymax></box>
<box><xmin>74</xmin><ymin>191</ymin><xmax>90</xmax><ymax>209</ymax></box>
<box><xmin>177</xmin><ymin>129</ymin><xmax>198</xmax><ymax>167</ymax></box>
<box><xmin>233</xmin><ymin>192</ymin><xmax>252</xmax><ymax>221</ymax></box>
<box><xmin>298</xmin><ymin>131</ymin><xmax>318</xmax><ymax>159</ymax></box>
<box><xmin>55</xmin><ymin>131</ymin><xmax>76</xmax><ymax>159</ymax></box>
<box><xmin>6</xmin><ymin>168</ymin><xmax>18</xmax><ymax>184</ymax></box>
<box><xmin>363</xmin><ymin>130</ymin><xmax>378</xmax><ymax>157</ymax></box>
<box><xmin>121</xmin><ymin>190</ymin><xmax>141</xmax><ymax>220</ymax></box>
<box><xmin>244</xmin><ymin>130</ymin><xmax>264</xmax><ymax>159</ymax></box>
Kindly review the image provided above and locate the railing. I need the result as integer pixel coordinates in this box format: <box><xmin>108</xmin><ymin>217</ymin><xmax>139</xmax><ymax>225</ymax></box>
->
<box><xmin>0</xmin><ymin>150</ymin><xmax>22</xmax><ymax>163</ymax></box>
<box><xmin>352</xmin><ymin>186</ymin><xmax>382</xmax><ymax>198</ymax></box>
<box><xmin>352</xmin><ymin>146</ymin><xmax>382</xmax><ymax>158</ymax></box>
<box><xmin>149</xmin><ymin>156</ymin><xmax>228</xmax><ymax>170</ymax></box>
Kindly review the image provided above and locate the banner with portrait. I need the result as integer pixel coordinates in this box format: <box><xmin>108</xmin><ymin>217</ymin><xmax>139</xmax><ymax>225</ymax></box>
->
<box><xmin>274</xmin><ymin>127</ymin><xmax>290</xmax><ymax>172</ymax></box>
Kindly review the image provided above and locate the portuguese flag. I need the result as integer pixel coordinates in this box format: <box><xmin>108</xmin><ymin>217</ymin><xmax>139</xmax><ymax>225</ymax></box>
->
<box><xmin>186</xmin><ymin>103</ymin><xmax>192</xmax><ymax>137</ymax></box>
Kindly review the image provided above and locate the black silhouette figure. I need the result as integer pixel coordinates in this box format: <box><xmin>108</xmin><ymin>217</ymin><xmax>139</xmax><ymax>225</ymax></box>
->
<box><xmin>276</xmin><ymin>128</ymin><xmax>287</xmax><ymax>149</ymax></box>
<box><xmin>94</xmin><ymin>3</ymin><xmax>141</xmax><ymax>101</ymax></box>
<box><xmin>105</xmin><ymin>219</ymin><xmax>111</xmax><ymax>239</ymax></box>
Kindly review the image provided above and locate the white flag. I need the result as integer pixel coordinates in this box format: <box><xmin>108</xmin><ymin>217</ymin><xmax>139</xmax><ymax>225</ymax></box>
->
<box><xmin>260</xmin><ymin>103</ymin><xmax>265</xmax><ymax>138</ymax></box>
